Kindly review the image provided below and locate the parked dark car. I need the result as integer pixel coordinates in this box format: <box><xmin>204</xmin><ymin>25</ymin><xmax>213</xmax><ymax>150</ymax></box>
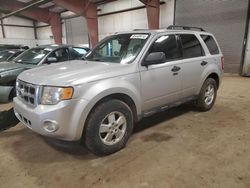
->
<box><xmin>0</xmin><ymin>49</ymin><xmax>25</xmax><ymax>62</ymax></box>
<box><xmin>0</xmin><ymin>44</ymin><xmax>90</xmax><ymax>102</ymax></box>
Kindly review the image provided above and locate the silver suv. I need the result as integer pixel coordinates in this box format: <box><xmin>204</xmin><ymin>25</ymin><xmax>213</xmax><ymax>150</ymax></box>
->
<box><xmin>14</xmin><ymin>26</ymin><xmax>224</xmax><ymax>155</ymax></box>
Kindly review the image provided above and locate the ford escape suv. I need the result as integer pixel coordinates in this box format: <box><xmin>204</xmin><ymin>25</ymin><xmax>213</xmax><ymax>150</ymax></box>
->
<box><xmin>14</xmin><ymin>26</ymin><xmax>224</xmax><ymax>155</ymax></box>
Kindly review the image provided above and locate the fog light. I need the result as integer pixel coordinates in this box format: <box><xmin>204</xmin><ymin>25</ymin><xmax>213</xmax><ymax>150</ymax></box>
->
<box><xmin>43</xmin><ymin>120</ymin><xmax>59</xmax><ymax>133</ymax></box>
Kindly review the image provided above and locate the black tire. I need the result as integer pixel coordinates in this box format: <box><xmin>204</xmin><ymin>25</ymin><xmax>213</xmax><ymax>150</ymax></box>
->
<box><xmin>196</xmin><ymin>78</ymin><xmax>217</xmax><ymax>111</ymax></box>
<box><xmin>9</xmin><ymin>88</ymin><xmax>16</xmax><ymax>101</ymax></box>
<box><xmin>83</xmin><ymin>99</ymin><xmax>133</xmax><ymax>155</ymax></box>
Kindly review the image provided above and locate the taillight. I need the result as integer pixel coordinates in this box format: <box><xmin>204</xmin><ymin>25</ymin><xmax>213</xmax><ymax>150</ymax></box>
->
<box><xmin>221</xmin><ymin>56</ymin><xmax>224</xmax><ymax>70</ymax></box>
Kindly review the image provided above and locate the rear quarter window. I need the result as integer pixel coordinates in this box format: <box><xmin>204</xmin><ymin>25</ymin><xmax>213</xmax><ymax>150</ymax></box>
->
<box><xmin>201</xmin><ymin>35</ymin><xmax>219</xmax><ymax>55</ymax></box>
<box><xmin>179</xmin><ymin>34</ymin><xmax>204</xmax><ymax>59</ymax></box>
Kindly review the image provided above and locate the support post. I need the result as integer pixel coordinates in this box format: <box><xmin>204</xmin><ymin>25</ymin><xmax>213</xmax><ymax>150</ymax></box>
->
<box><xmin>33</xmin><ymin>20</ymin><xmax>38</xmax><ymax>39</ymax></box>
<box><xmin>0</xmin><ymin>13</ymin><xmax>5</xmax><ymax>38</ymax></box>
<box><xmin>49</xmin><ymin>13</ymin><xmax>62</xmax><ymax>44</ymax></box>
<box><xmin>85</xmin><ymin>2</ymin><xmax>98</xmax><ymax>47</ymax></box>
<box><xmin>53</xmin><ymin>0</ymin><xmax>99</xmax><ymax>47</ymax></box>
<box><xmin>140</xmin><ymin>0</ymin><xmax>160</xmax><ymax>29</ymax></box>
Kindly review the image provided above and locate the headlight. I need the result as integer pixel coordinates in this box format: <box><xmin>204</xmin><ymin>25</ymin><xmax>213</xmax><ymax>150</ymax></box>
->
<box><xmin>41</xmin><ymin>86</ymin><xmax>74</xmax><ymax>105</ymax></box>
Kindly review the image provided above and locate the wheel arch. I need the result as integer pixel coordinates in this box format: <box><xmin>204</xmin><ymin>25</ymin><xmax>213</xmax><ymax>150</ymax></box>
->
<box><xmin>196</xmin><ymin>69</ymin><xmax>221</xmax><ymax>95</ymax></box>
<box><xmin>75</xmin><ymin>80</ymin><xmax>142</xmax><ymax>140</ymax></box>
<box><xmin>206</xmin><ymin>72</ymin><xmax>220</xmax><ymax>88</ymax></box>
<box><xmin>79</xmin><ymin>92</ymin><xmax>139</xmax><ymax>141</ymax></box>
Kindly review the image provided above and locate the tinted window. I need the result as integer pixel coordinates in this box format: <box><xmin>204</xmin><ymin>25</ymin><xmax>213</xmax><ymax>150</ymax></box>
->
<box><xmin>0</xmin><ymin>51</ymin><xmax>14</xmax><ymax>62</ymax></box>
<box><xmin>180</xmin><ymin>34</ymin><xmax>204</xmax><ymax>58</ymax></box>
<box><xmin>201</xmin><ymin>35</ymin><xmax>219</xmax><ymax>55</ymax></box>
<box><xmin>10</xmin><ymin>51</ymin><xmax>24</xmax><ymax>60</ymax></box>
<box><xmin>15</xmin><ymin>48</ymin><xmax>50</xmax><ymax>65</ymax></box>
<box><xmin>72</xmin><ymin>47</ymin><xmax>87</xmax><ymax>59</ymax></box>
<box><xmin>48</xmin><ymin>48</ymin><xmax>69</xmax><ymax>62</ymax></box>
<box><xmin>149</xmin><ymin>35</ymin><xmax>181</xmax><ymax>62</ymax></box>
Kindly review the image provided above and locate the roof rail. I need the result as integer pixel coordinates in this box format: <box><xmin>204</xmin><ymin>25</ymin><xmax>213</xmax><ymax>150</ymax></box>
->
<box><xmin>167</xmin><ymin>25</ymin><xmax>205</xmax><ymax>32</ymax></box>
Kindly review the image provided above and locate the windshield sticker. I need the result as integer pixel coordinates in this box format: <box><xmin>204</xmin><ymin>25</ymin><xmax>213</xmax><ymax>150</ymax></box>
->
<box><xmin>130</xmin><ymin>34</ymin><xmax>148</xmax><ymax>40</ymax></box>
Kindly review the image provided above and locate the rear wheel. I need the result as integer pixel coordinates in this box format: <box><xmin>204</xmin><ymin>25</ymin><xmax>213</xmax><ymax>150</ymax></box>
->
<box><xmin>83</xmin><ymin>99</ymin><xmax>133</xmax><ymax>155</ymax></box>
<box><xmin>196</xmin><ymin>78</ymin><xmax>217</xmax><ymax>111</ymax></box>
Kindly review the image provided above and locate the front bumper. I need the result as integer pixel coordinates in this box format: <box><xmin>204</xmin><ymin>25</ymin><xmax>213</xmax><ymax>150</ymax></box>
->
<box><xmin>14</xmin><ymin>97</ymin><xmax>89</xmax><ymax>141</ymax></box>
<box><xmin>0</xmin><ymin>85</ymin><xmax>13</xmax><ymax>103</ymax></box>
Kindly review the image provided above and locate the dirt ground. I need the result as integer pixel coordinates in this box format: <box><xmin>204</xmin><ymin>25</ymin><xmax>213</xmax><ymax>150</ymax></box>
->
<box><xmin>0</xmin><ymin>75</ymin><xmax>250</xmax><ymax>188</ymax></box>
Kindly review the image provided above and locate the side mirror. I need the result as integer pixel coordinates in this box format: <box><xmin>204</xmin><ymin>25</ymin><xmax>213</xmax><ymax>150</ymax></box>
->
<box><xmin>142</xmin><ymin>52</ymin><xmax>166</xmax><ymax>66</ymax></box>
<box><xmin>47</xmin><ymin>57</ymin><xmax>58</xmax><ymax>64</ymax></box>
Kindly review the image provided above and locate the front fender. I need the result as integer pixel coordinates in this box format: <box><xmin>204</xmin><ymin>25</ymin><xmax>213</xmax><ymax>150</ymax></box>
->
<box><xmin>80</xmin><ymin>77</ymin><xmax>141</xmax><ymax>115</ymax></box>
<box><xmin>73</xmin><ymin>75</ymin><xmax>141</xmax><ymax>140</ymax></box>
<box><xmin>0</xmin><ymin>86</ymin><xmax>13</xmax><ymax>103</ymax></box>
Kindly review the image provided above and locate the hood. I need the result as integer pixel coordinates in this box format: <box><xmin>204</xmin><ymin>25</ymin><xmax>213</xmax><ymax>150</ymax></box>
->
<box><xmin>0</xmin><ymin>61</ymin><xmax>35</xmax><ymax>73</ymax></box>
<box><xmin>18</xmin><ymin>60</ymin><xmax>135</xmax><ymax>86</ymax></box>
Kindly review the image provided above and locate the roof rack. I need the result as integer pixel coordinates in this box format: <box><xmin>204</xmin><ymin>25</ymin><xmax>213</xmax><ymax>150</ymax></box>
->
<box><xmin>167</xmin><ymin>25</ymin><xmax>205</xmax><ymax>32</ymax></box>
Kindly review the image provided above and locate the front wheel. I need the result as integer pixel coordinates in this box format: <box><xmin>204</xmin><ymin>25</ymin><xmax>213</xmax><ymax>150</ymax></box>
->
<box><xmin>83</xmin><ymin>99</ymin><xmax>133</xmax><ymax>155</ymax></box>
<box><xmin>196</xmin><ymin>78</ymin><xmax>217</xmax><ymax>111</ymax></box>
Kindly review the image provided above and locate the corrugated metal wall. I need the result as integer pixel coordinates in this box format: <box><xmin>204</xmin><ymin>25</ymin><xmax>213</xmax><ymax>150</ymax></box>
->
<box><xmin>175</xmin><ymin>0</ymin><xmax>249</xmax><ymax>73</ymax></box>
<box><xmin>64</xmin><ymin>0</ymin><xmax>175</xmax><ymax>45</ymax></box>
<box><xmin>65</xmin><ymin>17</ymin><xmax>89</xmax><ymax>45</ymax></box>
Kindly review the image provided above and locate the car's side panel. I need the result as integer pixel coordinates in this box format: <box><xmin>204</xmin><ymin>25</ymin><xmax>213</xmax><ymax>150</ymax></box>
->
<box><xmin>77</xmin><ymin>74</ymin><xmax>142</xmax><ymax>114</ymax></box>
<box><xmin>140</xmin><ymin>61</ymin><xmax>182</xmax><ymax>111</ymax></box>
<box><xmin>195</xmin><ymin>62</ymin><xmax>222</xmax><ymax>95</ymax></box>
<box><xmin>0</xmin><ymin>86</ymin><xmax>12</xmax><ymax>103</ymax></box>
<box><xmin>72</xmin><ymin>74</ymin><xmax>142</xmax><ymax>140</ymax></box>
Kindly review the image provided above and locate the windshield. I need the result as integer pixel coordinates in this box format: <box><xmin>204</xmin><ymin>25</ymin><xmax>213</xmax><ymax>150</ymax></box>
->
<box><xmin>85</xmin><ymin>33</ymin><xmax>149</xmax><ymax>64</ymax></box>
<box><xmin>0</xmin><ymin>51</ymin><xmax>14</xmax><ymax>62</ymax></box>
<box><xmin>14</xmin><ymin>48</ymin><xmax>51</xmax><ymax>65</ymax></box>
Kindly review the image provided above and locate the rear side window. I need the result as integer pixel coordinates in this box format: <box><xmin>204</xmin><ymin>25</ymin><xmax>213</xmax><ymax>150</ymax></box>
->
<box><xmin>201</xmin><ymin>35</ymin><xmax>219</xmax><ymax>55</ymax></box>
<box><xmin>72</xmin><ymin>47</ymin><xmax>88</xmax><ymax>59</ymax></box>
<box><xmin>179</xmin><ymin>34</ymin><xmax>204</xmax><ymax>58</ymax></box>
<box><xmin>149</xmin><ymin>35</ymin><xmax>181</xmax><ymax>62</ymax></box>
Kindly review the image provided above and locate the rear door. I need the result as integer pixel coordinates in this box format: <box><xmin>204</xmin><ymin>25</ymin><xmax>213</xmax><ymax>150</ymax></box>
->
<box><xmin>177</xmin><ymin>34</ymin><xmax>207</xmax><ymax>98</ymax></box>
<box><xmin>201</xmin><ymin>34</ymin><xmax>223</xmax><ymax>70</ymax></box>
<box><xmin>140</xmin><ymin>34</ymin><xmax>183</xmax><ymax>111</ymax></box>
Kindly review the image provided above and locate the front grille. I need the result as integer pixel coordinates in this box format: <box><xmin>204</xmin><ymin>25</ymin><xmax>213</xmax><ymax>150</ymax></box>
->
<box><xmin>16</xmin><ymin>80</ymin><xmax>39</xmax><ymax>106</ymax></box>
<box><xmin>16</xmin><ymin>111</ymin><xmax>32</xmax><ymax>128</ymax></box>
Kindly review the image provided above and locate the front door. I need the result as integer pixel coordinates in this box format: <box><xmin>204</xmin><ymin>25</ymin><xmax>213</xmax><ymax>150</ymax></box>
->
<box><xmin>140</xmin><ymin>34</ymin><xmax>182</xmax><ymax>111</ymax></box>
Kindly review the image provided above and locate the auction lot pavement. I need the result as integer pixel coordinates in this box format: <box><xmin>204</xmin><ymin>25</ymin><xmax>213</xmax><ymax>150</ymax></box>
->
<box><xmin>0</xmin><ymin>75</ymin><xmax>250</xmax><ymax>188</ymax></box>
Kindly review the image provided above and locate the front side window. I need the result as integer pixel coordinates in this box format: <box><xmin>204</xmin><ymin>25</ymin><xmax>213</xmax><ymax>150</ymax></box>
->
<box><xmin>85</xmin><ymin>33</ymin><xmax>149</xmax><ymax>64</ymax></box>
<box><xmin>201</xmin><ymin>35</ymin><xmax>219</xmax><ymax>55</ymax></box>
<box><xmin>149</xmin><ymin>35</ymin><xmax>181</xmax><ymax>62</ymax></box>
<box><xmin>15</xmin><ymin>48</ymin><xmax>50</xmax><ymax>65</ymax></box>
<box><xmin>180</xmin><ymin>34</ymin><xmax>204</xmax><ymax>58</ymax></box>
<box><xmin>48</xmin><ymin>48</ymin><xmax>70</xmax><ymax>62</ymax></box>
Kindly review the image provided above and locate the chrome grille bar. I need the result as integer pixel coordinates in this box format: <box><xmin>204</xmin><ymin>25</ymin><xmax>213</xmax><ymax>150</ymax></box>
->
<box><xmin>16</xmin><ymin>80</ymin><xmax>39</xmax><ymax>107</ymax></box>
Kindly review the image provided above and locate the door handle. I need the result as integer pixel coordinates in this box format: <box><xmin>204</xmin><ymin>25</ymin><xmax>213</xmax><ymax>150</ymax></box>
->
<box><xmin>171</xmin><ymin>66</ymin><xmax>181</xmax><ymax>72</ymax></box>
<box><xmin>201</xmin><ymin>61</ymin><xmax>208</xmax><ymax>66</ymax></box>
